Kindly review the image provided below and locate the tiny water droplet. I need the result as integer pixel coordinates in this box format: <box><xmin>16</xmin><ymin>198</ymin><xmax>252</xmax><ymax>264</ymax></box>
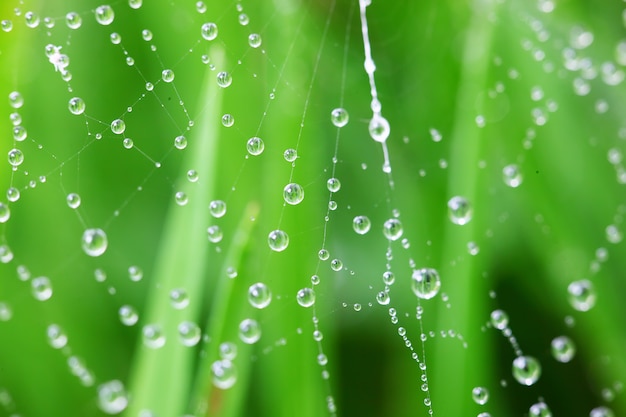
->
<box><xmin>217</xmin><ymin>71</ymin><xmax>232</xmax><ymax>88</ymax></box>
<box><xmin>248</xmin><ymin>33</ymin><xmax>262</xmax><ymax>48</ymax></box>
<box><xmin>162</xmin><ymin>69</ymin><xmax>175</xmax><ymax>83</ymax></box>
<box><xmin>170</xmin><ymin>288</ymin><xmax>189</xmax><ymax>309</ymax></box>
<box><xmin>296</xmin><ymin>288</ymin><xmax>316</xmax><ymax>307</ymax></box>
<box><xmin>529</xmin><ymin>401</ymin><xmax>552</xmax><ymax>417</ymax></box>
<box><xmin>111</xmin><ymin>119</ymin><xmax>125</xmax><ymax>135</ymax></box>
<box><xmin>207</xmin><ymin>225</ymin><xmax>223</xmax><ymax>243</ymax></box>
<box><xmin>47</xmin><ymin>324</ymin><xmax>68</xmax><ymax>349</ymax></box>
<box><xmin>97</xmin><ymin>380</ymin><xmax>128</xmax><ymax>414</ymax></box>
<box><xmin>568</xmin><ymin>279</ymin><xmax>596</xmax><ymax>311</ymax></box>
<box><xmin>211</xmin><ymin>359</ymin><xmax>237</xmax><ymax>389</ymax></box>
<box><xmin>490</xmin><ymin>309</ymin><xmax>509</xmax><ymax>330</ymax></box>
<box><xmin>368</xmin><ymin>115</ymin><xmax>390</xmax><ymax>142</ymax></box>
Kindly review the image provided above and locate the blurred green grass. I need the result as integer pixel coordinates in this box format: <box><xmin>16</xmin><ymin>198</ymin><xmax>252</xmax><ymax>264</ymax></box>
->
<box><xmin>0</xmin><ymin>0</ymin><xmax>625</xmax><ymax>416</ymax></box>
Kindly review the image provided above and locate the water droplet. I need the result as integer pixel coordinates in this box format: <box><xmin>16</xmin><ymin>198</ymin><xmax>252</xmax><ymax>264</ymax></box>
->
<box><xmin>178</xmin><ymin>321</ymin><xmax>201</xmax><ymax>346</ymax></box>
<box><xmin>123</xmin><ymin>138</ymin><xmax>133</xmax><ymax>149</ymax></box>
<box><xmin>383</xmin><ymin>218</ymin><xmax>403</xmax><ymax>241</ymax></box>
<box><xmin>472</xmin><ymin>386</ymin><xmax>489</xmax><ymax>405</ymax></box>
<box><xmin>490</xmin><ymin>309</ymin><xmax>509</xmax><ymax>330</ymax></box>
<box><xmin>248</xmin><ymin>33</ymin><xmax>262</xmax><ymax>48</ymax></box>
<box><xmin>448</xmin><ymin>196</ymin><xmax>472</xmax><ymax>225</ymax></box>
<box><xmin>217</xmin><ymin>71</ymin><xmax>232</xmax><ymax>88</ymax></box>
<box><xmin>0</xmin><ymin>203</ymin><xmax>11</xmax><ymax>223</ymax></box>
<box><xmin>368</xmin><ymin>115</ymin><xmax>390</xmax><ymax>142</ymax></box>
<box><xmin>66</xmin><ymin>193</ymin><xmax>81</xmax><ymax>209</ymax></box>
<box><xmin>411</xmin><ymin>268</ymin><xmax>441</xmax><ymax>300</ymax></box>
<box><xmin>283</xmin><ymin>183</ymin><xmax>304</xmax><ymax>205</ymax></box>
<box><xmin>24</xmin><ymin>11</ymin><xmax>40</xmax><ymax>28</ymax></box>
<box><xmin>65</xmin><ymin>12</ymin><xmax>82</xmax><ymax>29</ymax></box>
<box><xmin>1</xmin><ymin>20</ymin><xmax>12</xmax><ymax>33</ymax></box>
<box><xmin>297</xmin><ymin>288</ymin><xmax>316</xmax><ymax>307</ymax></box>
<box><xmin>376</xmin><ymin>291</ymin><xmax>390</xmax><ymax>305</ymax></box>
<box><xmin>0</xmin><ymin>303</ymin><xmax>12</xmax><ymax>321</ymax></box>
<box><xmin>512</xmin><ymin>355</ymin><xmax>541</xmax><ymax>386</ymax></box>
<box><xmin>328</xmin><ymin>259</ymin><xmax>342</xmax><ymax>271</ymax></box>
<box><xmin>529</xmin><ymin>401</ymin><xmax>552</xmax><ymax>417</ymax></box>
<box><xmin>47</xmin><ymin>324</ymin><xmax>68</xmax><ymax>349</ymax></box>
<box><xmin>239</xmin><ymin>318</ymin><xmax>261</xmax><ymax>344</ymax></box>
<box><xmin>503</xmin><ymin>164</ymin><xmax>523</xmax><ymax>187</ymax></box>
<box><xmin>268</xmin><ymin>229</ymin><xmax>289</xmax><ymax>251</ymax></box>
<box><xmin>82</xmin><ymin>228</ymin><xmax>108</xmax><ymax>257</ymax></box>
<box><xmin>218</xmin><ymin>342</ymin><xmax>237</xmax><ymax>360</ymax></box>
<box><xmin>8</xmin><ymin>91</ymin><xmax>23</xmax><ymax>109</ymax></box>
<box><xmin>169</xmin><ymin>288</ymin><xmax>189</xmax><ymax>309</ymax></box>
<box><xmin>110</xmin><ymin>32</ymin><xmax>121</xmax><ymax>44</ymax></box>
<box><xmin>161</xmin><ymin>69</ymin><xmax>175</xmax><ymax>83</ymax></box>
<box><xmin>32</xmin><ymin>276</ymin><xmax>53</xmax><ymax>301</ymax></box>
<box><xmin>175</xmin><ymin>191</ymin><xmax>188</xmax><ymax>206</ymax></box>
<box><xmin>326</xmin><ymin>178</ymin><xmax>341</xmax><ymax>192</ymax></box>
<box><xmin>201</xmin><ymin>22</ymin><xmax>218</xmax><ymax>40</ymax></box>
<box><xmin>128</xmin><ymin>265</ymin><xmax>143</xmax><ymax>281</ymax></box>
<box><xmin>174</xmin><ymin>135</ymin><xmax>187</xmax><ymax>150</ymax></box>
<box><xmin>248</xmin><ymin>282</ymin><xmax>272</xmax><ymax>309</ymax></box>
<box><xmin>6</xmin><ymin>188</ymin><xmax>19</xmax><ymax>203</ymax></box>
<box><xmin>145</xmin><ymin>82</ymin><xmax>154</xmax><ymax>91</ymax></box>
<box><xmin>13</xmin><ymin>126</ymin><xmax>27</xmax><ymax>141</ymax></box>
<box><xmin>8</xmin><ymin>148</ymin><xmax>24</xmax><ymax>167</ymax></box>
<box><xmin>238</xmin><ymin>13</ymin><xmax>249</xmax><ymax>25</ymax></box>
<box><xmin>590</xmin><ymin>406</ymin><xmax>615</xmax><ymax>417</ymax></box>
<box><xmin>605</xmin><ymin>224</ymin><xmax>623</xmax><ymax>244</ymax></box>
<box><xmin>97</xmin><ymin>380</ymin><xmax>128</xmax><ymax>414</ymax></box>
<box><xmin>568</xmin><ymin>279</ymin><xmax>596</xmax><ymax>311</ymax></box>
<box><xmin>330</xmin><ymin>108</ymin><xmax>349</xmax><ymax>127</ymax></box>
<box><xmin>382</xmin><ymin>271</ymin><xmax>395</xmax><ymax>285</ymax></box>
<box><xmin>429</xmin><ymin>128</ymin><xmax>442</xmax><ymax>142</ymax></box>
<box><xmin>283</xmin><ymin>148</ymin><xmax>297</xmax><ymax>162</ymax></box>
<box><xmin>142</xmin><ymin>324</ymin><xmax>166</xmax><ymax>348</ymax></box>
<box><xmin>0</xmin><ymin>244</ymin><xmax>12</xmax><ymax>263</ymax></box>
<box><xmin>94</xmin><ymin>5</ymin><xmax>115</xmax><ymax>25</ymax></box>
<box><xmin>128</xmin><ymin>0</ymin><xmax>142</xmax><ymax>8</ymax></box>
<box><xmin>352</xmin><ymin>215</ymin><xmax>371</xmax><ymax>235</ymax></box>
<box><xmin>551</xmin><ymin>335</ymin><xmax>576</xmax><ymax>362</ymax></box>
<box><xmin>207</xmin><ymin>225</ymin><xmax>223</xmax><ymax>243</ymax></box>
<box><xmin>221</xmin><ymin>114</ymin><xmax>234</xmax><ymax>127</ymax></box>
<box><xmin>247</xmin><ymin>137</ymin><xmax>264</xmax><ymax>156</ymax></box>
<box><xmin>111</xmin><ymin>119</ymin><xmax>125</xmax><ymax>135</ymax></box>
<box><xmin>318</xmin><ymin>249</ymin><xmax>330</xmax><ymax>260</ymax></box>
<box><xmin>119</xmin><ymin>305</ymin><xmax>138</xmax><ymax>326</ymax></box>
<box><xmin>211</xmin><ymin>359</ymin><xmax>237</xmax><ymax>389</ymax></box>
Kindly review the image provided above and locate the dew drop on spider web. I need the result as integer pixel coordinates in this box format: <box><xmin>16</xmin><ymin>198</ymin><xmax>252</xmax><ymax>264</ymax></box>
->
<box><xmin>170</xmin><ymin>288</ymin><xmax>189</xmax><ymax>309</ymax></box>
<box><xmin>590</xmin><ymin>406</ymin><xmax>615</xmax><ymax>417</ymax></box>
<box><xmin>490</xmin><ymin>309</ymin><xmax>509</xmax><ymax>330</ymax></box>
<box><xmin>46</xmin><ymin>324</ymin><xmax>68</xmax><ymax>349</ymax></box>
<box><xmin>0</xmin><ymin>203</ymin><xmax>11</xmax><ymax>223</ymax></box>
<box><xmin>94</xmin><ymin>5</ymin><xmax>115</xmax><ymax>26</ymax></box>
<box><xmin>376</xmin><ymin>291</ymin><xmax>390</xmax><ymax>305</ymax></box>
<box><xmin>246</xmin><ymin>137</ymin><xmax>264</xmax><ymax>156</ymax></box>
<box><xmin>383</xmin><ymin>218</ymin><xmax>403</xmax><ymax>241</ymax></box>
<box><xmin>111</xmin><ymin>119</ymin><xmax>125</xmax><ymax>135</ymax></box>
<box><xmin>109</xmin><ymin>33</ymin><xmax>121</xmax><ymax>44</ymax></box>
<box><xmin>82</xmin><ymin>228</ymin><xmax>108</xmax><ymax>257</ymax></box>
<box><xmin>142</xmin><ymin>324</ymin><xmax>166</xmax><ymax>349</ymax></box>
<box><xmin>8</xmin><ymin>91</ymin><xmax>23</xmax><ymax>109</ymax></box>
<box><xmin>118</xmin><ymin>305</ymin><xmax>138</xmax><ymax>326</ymax></box>
<box><xmin>186</xmin><ymin>169</ymin><xmax>199</xmax><ymax>182</ymax></box>
<box><xmin>503</xmin><ymin>164</ymin><xmax>523</xmax><ymax>187</ymax></box>
<box><xmin>97</xmin><ymin>380</ymin><xmax>128</xmax><ymax>414</ymax></box>
<box><xmin>326</xmin><ymin>178</ymin><xmax>341</xmax><ymax>192</ymax></box>
<box><xmin>201</xmin><ymin>22</ymin><xmax>218</xmax><ymax>40</ymax></box>
<box><xmin>175</xmin><ymin>191</ymin><xmax>188</xmax><ymax>206</ymax></box>
<box><xmin>211</xmin><ymin>359</ymin><xmax>237</xmax><ymax>389</ymax></box>
<box><xmin>268</xmin><ymin>229</ymin><xmax>289</xmax><ymax>251</ymax></box>
<box><xmin>162</xmin><ymin>69</ymin><xmax>175</xmax><ymax>83</ymax></box>
<box><xmin>68</xmin><ymin>97</ymin><xmax>85</xmax><ymax>115</ymax></box>
<box><xmin>330</xmin><ymin>108</ymin><xmax>349</xmax><ymax>127</ymax></box>
<box><xmin>551</xmin><ymin>336</ymin><xmax>576</xmax><ymax>363</ymax></box>
<box><xmin>368</xmin><ymin>115</ymin><xmax>390</xmax><ymax>142</ymax></box>
<box><xmin>31</xmin><ymin>276</ymin><xmax>52</xmax><ymax>301</ymax></box>
<box><xmin>411</xmin><ymin>268</ymin><xmax>441</xmax><ymax>300</ymax></box>
<box><xmin>284</xmin><ymin>148</ymin><xmax>297</xmax><ymax>162</ymax></box>
<box><xmin>174</xmin><ymin>135</ymin><xmax>187</xmax><ymax>150</ymax></box>
<box><xmin>221</xmin><ymin>114</ymin><xmax>234</xmax><ymax>127</ymax></box>
<box><xmin>122</xmin><ymin>138</ymin><xmax>133</xmax><ymax>149</ymax></box>
<box><xmin>65</xmin><ymin>12</ymin><xmax>81</xmax><ymax>29</ymax></box>
<box><xmin>318</xmin><ymin>249</ymin><xmax>329</xmax><ymax>261</ymax></box>
<box><xmin>208</xmin><ymin>200</ymin><xmax>227</xmax><ymax>218</ymax></box>
<box><xmin>239</xmin><ymin>318</ymin><xmax>261</xmax><ymax>344</ymax></box>
<box><xmin>66</xmin><ymin>193</ymin><xmax>81</xmax><ymax>209</ymax></box>
<box><xmin>248</xmin><ymin>283</ymin><xmax>271</xmax><ymax>309</ymax></box>
<box><xmin>248</xmin><ymin>33</ymin><xmax>262</xmax><ymax>48</ymax></box>
<box><xmin>605</xmin><ymin>224</ymin><xmax>622</xmax><ymax>244</ymax></box>
<box><xmin>296</xmin><ymin>288</ymin><xmax>316</xmax><ymax>308</ymax></box>
<box><xmin>219</xmin><ymin>342</ymin><xmax>237</xmax><ymax>360</ymax></box>
<box><xmin>128</xmin><ymin>0</ymin><xmax>142</xmax><ymax>9</ymax></box>
<box><xmin>283</xmin><ymin>183</ymin><xmax>304</xmax><ymax>205</ymax></box>
<box><xmin>141</xmin><ymin>29</ymin><xmax>152</xmax><ymax>41</ymax></box>
<box><xmin>529</xmin><ymin>401</ymin><xmax>552</xmax><ymax>417</ymax></box>
<box><xmin>178</xmin><ymin>321</ymin><xmax>201</xmax><ymax>346</ymax></box>
<box><xmin>13</xmin><ymin>126</ymin><xmax>26</xmax><ymax>141</ymax></box>
<box><xmin>471</xmin><ymin>386</ymin><xmax>489</xmax><ymax>405</ymax></box>
<box><xmin>207</xmin><ymin>225</ymin><xmax>223</xmax><ymax>243</ymax></box>
<box><xmin>0</xmin><ymin>20</ymin><xmax>12</xmax><ymax>33</ymax></box>
<box><xmin>512</xmin><ymin>355</ymin><xmax>541</xmax><ymax>386</ymax></box>
<box><xmin>217</xmin><ymin>71</ymin><xmax>232</xmax><ymax>88</ymax></box>
<box><xmin>382</xmin><ymin>271</ymin><xmax>395</xmax><ymax>285</ymax></box>
<box><xmin>8</xmin><ymin>148</ymin><xmax>24</xmax><ymax>167</ymax></box>
<box><xmin>352</xmin><ymin>215</ymin><xmax>371</xmax><ymax>235</ymax></box>
<box><xmin>448</xmin><ymin>196</ymin><xmax>472</xmax><ymax>225</ymax></box>
<box><xmin>128</xmin><ymin>265</ymin><xmax>143</xmax><ymax>282</ymax></box>
<box><xmin>568</xmin><ymin>279</ymin><xmax>596</xmax><ymax>311</ymax></box>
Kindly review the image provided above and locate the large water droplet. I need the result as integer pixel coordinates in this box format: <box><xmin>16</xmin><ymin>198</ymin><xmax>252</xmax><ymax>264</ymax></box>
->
<box><xmin>162</xmin><ymin>69</ymin><xmax>175</xmax><ymax>83</ymax></box>
<box><xmin>472</xmin><ymin>386</ymin><xmax>489</xmax><ymax>405</ymax></box>
<box><xmin>142</xmin><ymin>324</ymin><xmax>166</xmax><ymax>349</ymax></box>
<box><xmin>490</xmin><ymin>309</ymin><xmax>509</xmax><ymax>330</ymax></box>
<box><xmin>67</xmin><ymin>193</ymin><xmax>81</xmax><ymax>209</ymax></box>
<box><xmin>283</xmin><ymin>183</ymin><xmax>304</xmax><ymax>205</ymax></box>
<box><xmin>568</xmin><ymin>279</ymin><xmax>596</xmax><ymax>311</ymax></box>
<box><xmin>448</xmin><ymin>196</ymin><xmax>472</xmax><ymax>225</ymax></box>
<box><xmin>411</xmin><ymin>268</ymin><xmax>441</xmax><ymax>299</ymax></box>
<box><xmin>0</xmin><ymin>203</ymin><xmax>11</xmax><ymax>223</ymax></box>
<box><xmin>209</xmin><ymin>200</ymin><xmax>227</xmax><ymax>218</ymax></box>
<box><xmin>268</xmin><ymin>229</ymin><xmax>289</xmax><ymax>251</ymax></box>
<box><xmin>119</xmin><ymin>305</ymin><xmax>138</xmax><ymax>326</ymax></box>
<box><xmin>94</xmin><ymin>5</ymin><xmax>115</xmax><ymax>25</ymax></box>
<box><xmin>65</xmin><ymin>12</ymin><xmax>82</xmax><ymax>29</ymax></box>
<box><xmin>248</xmin><ymin>33</ymin><xmax>262</xmax><ymax>48</ymax></box>
<box><xmin>246</xmin><ymin>137</ymin><xmax>264</xmax><ymax>156</ymax></box>
<box><xmin>201</xmin><ymin>22</ymin><xmax>218</xmax><ymax>40</ymax></box>
<box><xmin>327</xmin><ymin>178</ymin><xmax>341</xmax><ymax>192</ymax></box>
<box><xmin>82</xmin><ymin>228</ymin><xmax>108</xmax><ymax>257</ymax></box>
<box><xmin>97</xmin><ymin>380</ymin><xmax>128</xmax><ymax>414</ymax></box>
<box><xmin>331</xmin><ymin>108</ymin><xmax>349</xmax><ymax>127</ymax></box>
<box><xmin>551</xmin><ymin>335</ymin><xmax>576</xmax><ymax>363</ymax></box>
<box><xmin>239</xmin><ymin>318</ymin><xmax>261</xmax><ymax>344</ymax></box>
<box><xmin>383</xmin><ymin>218</ymin><xmax>403</xmax><ymax>241</ymax></box>
<box><xmin>174</xmin><ymin>135</ymin><xmax>187</xmax><ymax>149</ymax></box>
<box><xmin>512</xmin><ymin>355</ymin><xmax>541</xmax><ymax>386</ymax></box>
<box><xmin>111</xmin><ymin>119</ymin><xmax>125</xmax><ymax>135</ymax></box>
<box><xmin>248</xmin><ymin>283</ymin><xmax>271</xmax><ymax>309</ymax></box>
<box><xmin>217</xmin><ymin>71</ymin><xmax>232</xmax><ymax>88</ymax></box>
<box><xmin>178</xmin><ymin>321</ymin><xmax>201</xmax><ymax>346</ymax></box>
<box><xmin>296</xmin><ymin>288</ymin><xmax>315</xmax><ymax>307</ymax></box>
<box><xmin>352</xmin><ymin>215</ymin><xmax>371</xmax><ymax>235</ymax></box>
<box><xmin>32</xmin><ymin>276</ymin><xmax>53</xmax><ymax>301</ymax></box>
<box><xmin>211</xmin><ymin>359</ymin><xmax>237</xmax><ymax>389</ymax></box>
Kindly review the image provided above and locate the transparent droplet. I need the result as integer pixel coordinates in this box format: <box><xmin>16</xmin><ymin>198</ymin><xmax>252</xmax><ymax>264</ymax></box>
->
<box><xmin>0</xmin><ymin>244</ymin><xmax>13</xmax><ymax>263</ymax></box>
<box><xmin>247</xmin><ymin>137</ymin><xmax>264</xmax><ymax>156</ymax></box>
<box><xmin>248</xmin><ymin>33</ymin><xmax>262</xmax><ymax>48</ymax></box>
<box><xmin>326</xmin><ymin>178</ymin><xmax>341</xmax><ymax>192</ymax></box>
<box><xmin>9</xmin><ymin>112</ymin><xmax>21</xmax><ymax>126</ymax></box>
<box><xmin>248</xmin><ymin>283</ymin><xmax>272</xmax><ymax>309</ymax></box>
<box><xmin>207</xmin><ymin>225</ymin><xmax>223</xmax><ymax>243</ymax></box>
<box><xmin>368</xmin><ymin>114</ymin><xmax>390</xmax><ymax>142</ymax></box>
<box><xmin>376</xmin><ymin>291</ymin><xmax>390</xmax><ymax>305</ymax></box>
<box><xmin>6</xmin><ymin>188</ymin><xmax>19</xmax><ymax>202</ymax></box>
<box><xmin>111</xmin><ymin>119</ymin><xmax>125</xmax><ymax>135</ymax></box>
<box><xmin>186</xmin><ymin>169</ymin><xmax>199</xmax><ymax>183</ymax></box>
<box><xmin>529</xmin><ymin>401</ymin><xmax>552</xmax><ymax>417</ymax></box>
<box><xmin>268</xmin><ymin>229</ymin><xmax>289</xmax><ymax>252</ymax></box>
<box><xmin>217</xmin><ymin>71</ymin><xmax>232</xmax><ymax>88</ymax></box>
<box><xmin>211</xmin><ymin>359</ymin><xmax>237</xmax><ymax>389</ymax></box>
<box><xmin>94</xmin><ymin>5</ymin><xmax>115</xmax><ymax>25</ymax></box>
<box><xmin>317</xmin><ymin>353</ymin><xmax>328</xmax><ymax>365</ymax></box>
<box><xmin>283</xmin><ymin>183</ymin><xmax>304</xmax><ymax>205</ymax></box>
<box><xmin>490</xmin><ymin>309</ymin><xmax>509</xmax><ymax>330</ymax></box>
<box><xmin>178</xmin><ymin>321</ymin><xmax>201</xmax><ymax>346</ymax></box>
<box><xmin>297</xmin><ymin>288</ymin><xmax>316</xmax><ymax>307</ymax></box>
<box><xmin>12</xmin><ymin>126</ymin><xmax>27</xmax><ymax>141</ymax></box>
<box><xmin>429</xmin><ymin>128</ymin><xmax>442</xmax><ymax>142</ymax></box>
<box><xmin>605</xmin><ymin>224</ymin><xmax>623</xmax><ymax>244</ymax></box>
<box><xmin>382</xmin><ymin>271</ymin><xmax>395</xmax><ymax>285</ymax></box>
<box><xmin>162</xmin><ymin>69</ymin><xmax>175</xmax><ymax>83</ymax></box>
<box><xmin>352</xmin><ymin>215</ymin><xmax>371</xmax><ymax>235</ymax></box>
<box><xmin>32</xmin><ymin>276</ymin><xmax>53</xmax><ymax>301</ymax></box>
<box><xmin>0</xmin><ymin>303</ymin><xmax>12</xmax><ymax>321</ymax></box>
<box><xmin>239</xmin><ymin>318</ymin><xmax>261</xmax><ymax>344</ymax></box>
<box><xmin>110</xmin><ymin>32</ymin><xmax>121</xmax><ymax>44</ymax></box>
<box><xmin>0</xmin><ymin>203</ymin><xmax>11</xmax><ymax>223</ymax></box>
<box><xmin>174</xmin><ymin>135</ymin><xmax>187</xmax><ymax>150</ymax></box>
<box><xmin>142</xmin><ymin>324</ymin><xmax>166</xmax><ymax>349</ymax></box>
<box><xmin>551</xmin><ymin>335</ymin><xmax>576</xmax><ymax>363</ymax></box>
<box><xmin>66</xmin><ymin>193</ymin><xmax>81</xmax><ymax>209</ymax></box>
<box><xmin>196</xmin><ymin>1</ymin><xmax>207</xmax><ymax>13</ymax></box>
<box><xmin>331</xmin><ymin>108</ymin><xmax>349</xmax><ymax>127</ymax></box>
<box><xmin>1</xmin><ymin>20</ymin><xmax>12</xmax><ymax>33</ymax></box>
<box><xmin>175</xmin><ymin>191</ymin><xmax>188</xmax><ymax>206</ymax></box>
<box><xmin>122</xmin><ymin>138</ymin><xmax>133</xmax><ymax>149</ymax></box>
<box><xmin>568</xmin><ymin>279</ymin><xmax>596</xmax><ymax>311</ymax></box>
<box><xmin>8</xmin><ymin>91</ymin><xmax>23</xmax><ymax>109</ymax></box>
<box><xmin>448</xmin><ymin>196</ymin><xmax>472</xmax><ymax>225</ymax></box>
<box><xmin>8</xmin><ymin>148</ymin><xmax>24</xmax><ymax>167</ymax></box>
<box><xmin>283</xmin><ymin>148</ymin><xmax>297</xmax><ymax>162</ymax></box>
<box><xmin>65</xmin><ymin>12</ymin><xmax>82</xmax><ymax>29</ymax></box>
<box><xmin>383</xmin><ymin>218</ymin><xmax>403</xmax><ymax>241</ymax></box>
<box><xmin>219</xmin><ymin>342</ymin><xmax>237</xmax><ymax>360</ymax></box>
<box><xmin>47</xmin><ymin>324</ymin><xmax>68</xmax><ymax>349</ymax></box>
<box><xmin>97</xmin><ymin>380</ymin><xmax>128</xmax><ymax>414</ymax></box>
<box><xmin>411</xmin><ymin>268</ymin><xmax>441</xmax><ymax>300</ymax></box>
<box><xmin>201</xmin><ymin>22</ymin><xmax>218</xmax><ymax>40</ymax></box>
<box><xmin>512</xmin><ymin>355</ymin><xmax>541</xmax><ymax>386</ymax></box>
<box><xmin>503</xmin><ymin>164</ymin><xmax>523</xmax><ymax>187</ymax></box>
<box><xmin>82</xmin><ymin>228</ymin><xmax>108</xmax><ymax>257</ymax></box>
<box><xmin>221</xmin><ymin>114</ymin><xmax>234</xmax><ymax>127</ymax></box>
<box><xmin>330</xmin><ymin>259</ymin><xmax>343</xmax><ymax>271</ymax></box>
<box><xmin>590</xmin><ymin>406</ymin><xmax>615</xmax><ymax>417</ymax></box>
<box><xmin>318</xmin><ymin>249</ymin><xmax>330</xmax><ymax>260</ymax></box>
<box><xmin>472</xmin><ymin>386</ymin><xmax>489</xmax><ymax>405</ymax></box>
<box><xmin>128</xmin><ymin>265</ymin><xmax>143</xmax><ymax>282</ymax></box>
<box><xmin>119</xmin><ymin>305</ymin><xmax>138</xmax><ymax>326</ymax></box>
<box><xmin>24</xmin><ymin>11</ymin><xmax>40</xmax><ymax>28</ymax></box>
<box><xmin>206</xmin><ymin>200</ymin><xmax>227</xmax><ymax>219</ymax></box>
